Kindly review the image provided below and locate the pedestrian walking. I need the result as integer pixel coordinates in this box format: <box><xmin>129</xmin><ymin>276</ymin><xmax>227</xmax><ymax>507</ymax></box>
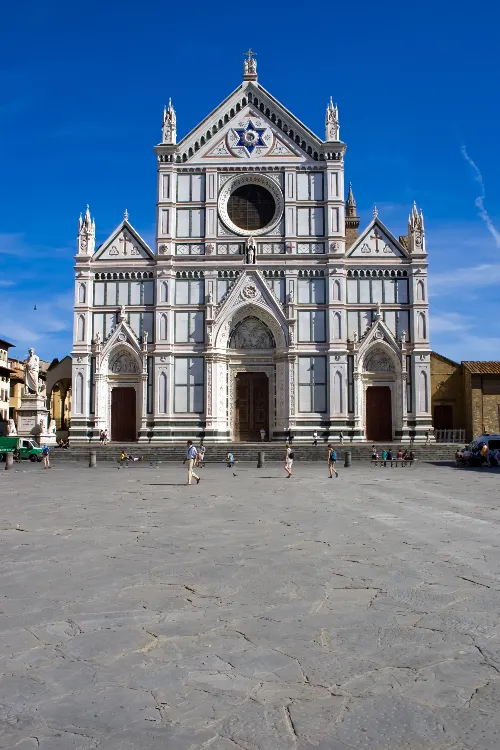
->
<box><xmin>260</xmin><ymin>427</ymin><xmax>266</xmax><ymax>442</ymax></box>
<box><xmin>284</xmin><ymin>443</ymin><xmax>294</xmax><ymax>478</ymax></box>
<box><xmin>339</xmin><ymin>431</ymin><xmax>344</xmax><ymax>445</ymax></box>
<box><xmin>103</xmin><ymin>429</ymin><xmax>108</xmax><ymax>445</ymax></box>
<box><xmin>312</xmin><ymin>430</ymin><xmax>318</xmax><ymax>446</ymax></box>
<box><xmin>41</xmin><ymin>444</ymin><xmax>51</xmax><ymax>469</ymax></box>
<box><xmin>226</xmin><ymin>451</ymin><xmax>235</xmax><ymax>468</ymax></box>
<box><xmin>184</xmin><ymin>440</ymin><xmax>200</xmax><ymax>485</ymax></box>
<box><xmin>327</xmin><ymin>444</ymin><xmax>338</xmax><ymax>478</ymax></box>
<box><xmin>425</xmin><ymin>430</ymin><xmax>430</xmax><ymax>445</ymax></box>
<box><xmin>287</xmin><ymin>428</ymin><xmax>294</xmax><ymax>445</ymax></box>
<box><xmin>195</xmin><ymin>443</ymin><xmax>206</xmax><ymax>468</ymax></box>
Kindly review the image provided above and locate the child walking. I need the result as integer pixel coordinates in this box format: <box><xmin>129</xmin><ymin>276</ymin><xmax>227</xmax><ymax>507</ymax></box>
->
<box><xmin>327</xmin><ymin>444</ymin><xmax>338</xmax><ymax>478</ymax></box>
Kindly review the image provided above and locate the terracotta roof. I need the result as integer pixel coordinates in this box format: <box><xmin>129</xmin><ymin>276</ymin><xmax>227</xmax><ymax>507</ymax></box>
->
<box><xmin>462</xmin><ymin>361</ymin><xmax>500</xmax><ymax>374</ymax></box>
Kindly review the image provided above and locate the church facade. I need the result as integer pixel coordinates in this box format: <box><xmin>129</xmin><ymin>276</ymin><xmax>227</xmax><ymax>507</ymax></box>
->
<box><xmin>71</xmin><ymin>54</ymin><xmax>432</xmax><ymax>443</ymax></box>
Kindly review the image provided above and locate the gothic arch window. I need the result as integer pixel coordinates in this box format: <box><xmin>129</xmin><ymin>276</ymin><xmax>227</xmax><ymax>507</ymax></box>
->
<box><xmin>159</xmin><ymin>372</ymin><xmax>167</xmax><ymax>414</ymax></box>
<box><xmin>75</xmin><ymin>372</ymin><xmax>84</xmax><ymax>414</ymax></box>
<box><xmin>333</xmin><ymin>312</ymin><xmax>341</xmax><ymax>339</ymax></box>
<box><xmin>78</xmin><ymin>283</ymin><xmax>86</xmax><ymax>304</ymax></box>
<box><xmin>417</xmin><ymin>280</ymin><xmax>425</xmax><ymax>301</ymax></box>
<box><xmin>333</xmin><ymin>280</ymin><xmax>341</xmax><ymax>301</ymax></box>
<box><xmin>160</xmin><ymin>282</ymin><xmax>168</xmax><ymax>303</ymax></box>
<box><xmin>77</xmin><ymin>315</ymin><xmax>85</xmax><ymax>342</ymax></box>
<box><xmin>160</xmin><ymin>313</ymin><xmax>167</xmax><ymax>341</ymax></box>
<box><xmin>417</xmin><ymin>312</ymin><xmax>426</xmax><ymax>339</ymax></box>
<box><xmin>419</xmin><ymin>370</ymin><xmax>429</xmax><ymax>412</ymax></box>
<box><xmin>334</xmin><ymin>371</ymin><xmax>343</xmax><ymax>414</ymax></box>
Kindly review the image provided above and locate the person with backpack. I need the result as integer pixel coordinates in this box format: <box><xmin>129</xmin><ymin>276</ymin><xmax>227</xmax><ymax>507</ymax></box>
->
<box><xmin>41</xmin><ymin>444</ymin><xmax>51</xmax><ymax>469</ymax></box>
<box><xmin>327</xmin><ymin>444</ymin><xmax>339</xmax><ymax>478</ymax></box>
<box><xmin>284</xmin><ymin>443</ymin><xmax>294</xmax><ymax>478</ymax></box>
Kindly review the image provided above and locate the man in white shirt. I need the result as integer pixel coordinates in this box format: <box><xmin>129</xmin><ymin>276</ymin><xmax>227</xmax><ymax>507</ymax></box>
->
<box><xmin>184</xmin><ymin>440</ymin><xmax>201</xmax><ymax>485</ymax></box>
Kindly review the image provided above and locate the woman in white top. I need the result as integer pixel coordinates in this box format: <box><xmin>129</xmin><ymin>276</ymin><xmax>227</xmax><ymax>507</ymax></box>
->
<box><xmin>284</xmin><ymin>443</ymin><xmax>293</xmax><ymax>478</ymax></box>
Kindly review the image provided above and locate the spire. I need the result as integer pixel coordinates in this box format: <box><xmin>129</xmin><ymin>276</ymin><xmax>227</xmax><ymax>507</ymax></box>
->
<box><xmin>346</xmin><ymin>182</ymin><xmax>356</xmax><ymax>215</ymax></box>
<box><xmin>408</xmin><ymin>201</ymin><xmax>426</xmax><ymax>253</ymax></box>
<box><xmin>325</xmin><ymin>97</ymin><xmax>339</xmax><ymax>141</ymax></box>
<box><xmin>243</xmin><ymin>48</ymin><xmax>258</xmax><ymax>81</ymax></box>
<box><xmin>162</xmin><ymin>99</ymin><xmax>176</xmax><ymax>144</ymax></box>
<box><xmin>345</xmin><ymin>182</ymin><xmax>360</xmax><ymax>249</ymax></box>
<box><xmin>373</xmin><ymin>205</ymin><xmax>378</xmax><ymax>219</ymax></box>
<box><xmin>124</xmin><ymin>208</ymin><xmax>129</xmax><ymax>221</ymax></box>
<box><xmin>77</xmin><ymin>205</ymin><xmax>95</xmax><ymax>256</ymax></box>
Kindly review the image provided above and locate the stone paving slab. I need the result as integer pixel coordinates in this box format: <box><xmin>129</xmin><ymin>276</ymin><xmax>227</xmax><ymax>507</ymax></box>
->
<box><xmin>1</xmin><ymin>461</ymin><xmax>500</xmax><ymax>748</ymax></box>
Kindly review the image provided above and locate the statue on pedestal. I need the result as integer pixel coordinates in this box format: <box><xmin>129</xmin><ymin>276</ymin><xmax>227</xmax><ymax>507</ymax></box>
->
<box><xmin>7</xmin><ymin>419</ymin><xmax>17</xmax><ymax>436</ymax></box>
<box><xmin>24</xmin><ymin>348</ymin><xmax>40</xmax><ymax>395</ymax></box>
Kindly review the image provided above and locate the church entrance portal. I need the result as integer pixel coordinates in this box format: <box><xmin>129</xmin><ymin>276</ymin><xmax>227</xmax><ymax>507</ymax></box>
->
<box><xmin>234</xmin><ymin>373</ymin><xmax>269</xmax><ymax>442</ymax></box>
<box><xmin>366</xmin><ymin>386</ymin><xmax>392</xmax><ymax>441</ymax></box>
<box><xmin>111</xmin><ymin>387</ymin><xmax>136</xmax><ymax>442</ymax></box>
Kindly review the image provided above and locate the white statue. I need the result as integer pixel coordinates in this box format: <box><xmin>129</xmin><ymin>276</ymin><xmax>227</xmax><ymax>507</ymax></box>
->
<box><xmin>288</xmin><ymin>287</ymin><xmax>294</xmax><ymax>304</ymax></box>
<box><xmin>48</xmin><ymin>419</ymin><xmax>57</xmax><ymax>435</ymax></box>
<box><xmin>246</xmin><ymin>237</ymin><xmax>256</xmax><ymax>264</ymax></box>
<box><xmin>244</xmin><ymin>49</ymin><xmax>257</xmax><ymax>76</ymax></box>
<box><xmin>207</xmin><ymin>289</ymin><xmax>213</xmax><ymax>305</ymax></box>
<box><xmin>207</xmin><ymin>327</ymin><xmax>213</xmax><ymax>346</ymax></box>
<box><xmin>94</xmin><ymin>331</ymin><xmax>101</xmax><ymax>345</ymax></box>
<box><xmin>400</xmin><ymin>330</ymin><xmax>407</xmax><ymax>347</ymax></box>
<box><xmin>39</xmin><ymin>417</ymin><xmax>46</xmax><ymax>433</ymax></box>
<box><xmin>7</xmin><ymin>419</ymin><xmax>17</xmax><ymax>436</ymax></box>
<box><xmin>325</xmin><ymin>97</ymin><xmax>339</xmax><ymax>141</ymax></box>
<box><xmin>24</xmin><ymin>348</ymin><xmax>40</xmax><ymax>395</ymax></box>
<box><xmin>142</xmin><ymin>330</ymin><xmax>148</xmax><ymax>346</ymax></box>
<box><xmin>289</xmin><ymin>326</ymin><xmax>295</xmax><ymax>345</ymax></box>
<box><xmin>118</xmin><ymin>305</ymin><xmax>126</xmax><ymax>322</ymax></box>
<box><xmin>352</xmin><ymin>331</ymin><xmax>358</xmax><ymax>343</ymax></box>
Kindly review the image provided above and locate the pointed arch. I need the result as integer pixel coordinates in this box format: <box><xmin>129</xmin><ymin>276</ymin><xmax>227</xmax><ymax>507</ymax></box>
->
<box><xmin>417</xmin><ymin>312</ymin><xmax>426</xmax><ymax>339</ymax></box>
<box><xmin>416</xmin><ymin>280</ymin><xmax>425</xmax><ymax>301</ymax></box>
<box><xmin>77</xmin><ymin>315</ymin><xmax>85</xmax><ymax>342</ymax></box>
<box><xmin>159</xmin><ymin>313</ymin><xmax>167</xmax><ymax>341</ymax></box>
<box><xmin>419</xmin><ymin>370</ymin><xmax>429</xmax><ymax>412</ymax></box>
<box><xmin>332</xmin><ymin>279</ymin><xmax>341</xmax><ymax>301</ymax></box>
<box><xmin>160</xmin><ymin>281</ymin><xmax>168</xmax><ymax>302</ymax></box>
<box><xmin>159</xmin><ymin>371</ymin><xmax>168</xmax><ymax>414</ymax></box>
<box><xmin>78</xmin><ymin>283</ymin><xmax>86</xmax><ymax>303</ymax></box>
<box><xmin>74</xmin><ymin>372</ymin><xmax>84</xmax><ymax>414</ymax></box>
<box><xmin>334</xmin><ymin>371</ymin><xmax>343</xmax><ymax>414</ymax></box>
<box><xmin>333</xmin><ymin>312</ymin><xmax>341</xmax><ymax>340</ymax></box>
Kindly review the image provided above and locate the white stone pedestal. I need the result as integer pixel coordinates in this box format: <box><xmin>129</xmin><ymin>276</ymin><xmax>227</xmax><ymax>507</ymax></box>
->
<box><xmin>16</xmin><ymin>394</ymin><xmax>57</xmax><ymax>446</ymax></box>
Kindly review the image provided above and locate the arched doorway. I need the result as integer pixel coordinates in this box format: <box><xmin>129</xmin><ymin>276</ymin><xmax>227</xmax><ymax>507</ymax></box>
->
<box><xmin>107</xmin><ymin>349</ymin><xmax>141</xmax><ymax>442</ymax></box>
<box><xmin>362</xmin><ymin>347</ymin><xmax>397</xmax><ymax>442</ymax></box>
<box><xmin>229</xmin><ymin>316</ymin><xmax>274</xmax><ymax>442</ymax></box>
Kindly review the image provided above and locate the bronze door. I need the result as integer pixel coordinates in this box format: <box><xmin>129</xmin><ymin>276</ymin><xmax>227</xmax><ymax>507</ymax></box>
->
<box><xmin>111</xmin><ymin>387</ymin><xmax>137</xmax><ymax>442</ymax></box>
<box><xmin>234</xmin><ymin>373</ymin><xmax>269</xmax><ymax>442</ymax></box>
<box><xmin>366</xmin><ymin>386</ymin><xmax>392</xmax><ymax>441</ymax></box>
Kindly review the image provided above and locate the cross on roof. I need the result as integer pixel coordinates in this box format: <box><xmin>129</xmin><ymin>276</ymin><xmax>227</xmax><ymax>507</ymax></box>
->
<box><xmin>244</xmin><ymin>48</ymin><xmax>256</xmax><ymax>61</ymax></box>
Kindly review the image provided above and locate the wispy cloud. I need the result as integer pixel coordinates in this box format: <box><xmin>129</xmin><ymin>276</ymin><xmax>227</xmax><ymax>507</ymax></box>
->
<box><xmin>430</xmin><ymin>311</ymin><xmax>472</xmax><ymax>333</ymax></box>
<box><xmin>0</xmin><ymin>279</ymin><xmax>15</xmax><ymax>287</ymax></box>
<box><xmin>461</xmin><ymin>146</ymin><xmax>500</xmax><ymax>248</ymax></box>
<box><xmin>430</xmin><ymin>262</ymin><xmax>500</xmax><ymax>294</ymax></box>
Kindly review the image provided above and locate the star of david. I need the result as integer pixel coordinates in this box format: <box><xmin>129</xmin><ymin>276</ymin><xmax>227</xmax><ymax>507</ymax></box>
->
<box><xmin>233</xmin><ymin>121</ymin><xmax>267</xmax><ymax>154</ymax></box>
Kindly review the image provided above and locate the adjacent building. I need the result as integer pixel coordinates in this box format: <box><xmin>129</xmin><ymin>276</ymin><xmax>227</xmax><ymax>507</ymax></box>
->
<box><xmin>71</xmin><ymin>54</ymin><xmax>432</xmax><ymax>443</ymax></box>
<box><xmin>0</xmin><ymin>338</ymin><xmax>14</xmax><ymax>424</ymax></box>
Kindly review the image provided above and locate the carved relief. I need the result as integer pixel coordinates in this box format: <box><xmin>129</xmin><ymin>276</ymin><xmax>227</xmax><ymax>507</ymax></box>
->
<box><xmin>229</xmin><ymin>317</ymin><xmax>275</xmax><ymax>349</ymax></box>
<box><xmin>363</xmin><ymin>350</ymin><xmax>395</xmax><ymax>373</ymax></box>
<box><xmin>109</xmin><ymin>351</ymin><xmax>140</xmax><ymax>374</ymax></box>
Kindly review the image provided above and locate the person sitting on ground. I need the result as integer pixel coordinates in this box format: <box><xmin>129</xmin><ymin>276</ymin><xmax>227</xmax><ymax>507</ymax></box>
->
<box><xmin>57</xmin><ymin>438</ymin><xmax>64</xmax><ymax>448</ymax></box>
<box><xmin>226</xmin><ymin>451</ymin><xmax>235</xmax><ymax>468</ymax></box>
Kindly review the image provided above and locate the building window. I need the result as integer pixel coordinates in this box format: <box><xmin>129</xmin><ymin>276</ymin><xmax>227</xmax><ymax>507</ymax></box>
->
<box><xmin>78</xmin><ymin>283</ymin><xmax>86</xmax><ymax>303</ymax></box>
<box><xmin>177</xmin><ymin>174</ymin><xmax>205</xmax><ymax>202</ymax></box>
<box><xmin>175</xmin><ymin>279</ymin><xmax>204</xmax><ymax>305</ymax></box>
<box><xmin>176</xmin><ymin>208</ymin><xmax>205</xmax><ymax>238</ymax></box>
<box><xmin>266</xmin><ymin>278</ymin><xmax>286</xmax><ymax>302</ymax></box>
<box><xmin>158</xmin><ymin>371</ymin><xmax>167</xmax><ymax>414</ymax></box>
<box><xmin>174</xmin><ymin>357</ymin><xmax>204</xmax><ymax>413</ymax></box>
<box><xmin>297</xmin><ymin>207</ymin><xmax>324</xmax><ymax>237</ymax></box>
<box><xmin>298</xmin><ymin>278</ymin><xmax>326</xmax><ymax>304</ymax></box>
<box><xmin>174</xmin><ymin>312</ymin><xmax>205</xmax><ymax>343</ymax></box>
<box><xmin>298</xmin><ymin>311</ymin><xmax>326</xmax><ymax>342</ymax></box>
<box><xmin>297</xmin><ymin>172</ymin><xmax>323</xmax><ymax>200</ymax></box>
<box><xmin>298</xmin><ymin>356</ymin><xmax>326</xmax><ymax>412</ymax></box>
<box><xmin>77</xmin><ymin>315</ymin><xmax>85</xmax><ymax>342</ymax></box>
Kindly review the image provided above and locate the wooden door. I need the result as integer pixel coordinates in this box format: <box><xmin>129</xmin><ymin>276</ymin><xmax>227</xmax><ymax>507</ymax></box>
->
<box><xmin>111</xmin><ymin>388</ymin><xmax>136</xmax><ymax>442</ymax></box>
<box><xmin>366</xmin><ymin>386</ymin><xmax>392</xmax><ymax>441</ymax></box>
<box><xmin>434</xmin><ymin>404</ymin><xmax>453</xmax><ymax>430</ymax></box>
<box><xmin>234</xmin><ymin>373</ymin><xmax>269</xmax><ymax>441</ymax></box>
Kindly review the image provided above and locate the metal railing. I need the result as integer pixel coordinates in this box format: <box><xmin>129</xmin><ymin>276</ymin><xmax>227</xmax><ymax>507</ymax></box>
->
<box><xmin>434</xmin><ymin>429</ymin><xmax>465</xmax><ymax>444</ymax></box>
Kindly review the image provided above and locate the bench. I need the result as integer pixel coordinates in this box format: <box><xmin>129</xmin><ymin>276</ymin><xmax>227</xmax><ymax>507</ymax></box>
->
<box><xmin>371</xmin><ymin>459</ymin><xmax>413</xmax><ymax>467</ymax></box>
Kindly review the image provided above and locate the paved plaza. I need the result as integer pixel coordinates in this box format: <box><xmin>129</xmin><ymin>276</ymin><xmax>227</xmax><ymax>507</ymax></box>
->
<box><xmin>1</xmin><ymin>460</ymin><xmax>500</xmax><ymax>749</ymax></box>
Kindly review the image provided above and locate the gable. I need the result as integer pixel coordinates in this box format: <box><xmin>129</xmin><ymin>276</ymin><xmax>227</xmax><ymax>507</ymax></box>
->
<box><xmin>348</xmin><ymin>218</ymin><xmax>408</xmax><ymax>259</ymax></box>
<box><xmin>94</xmin><ymin>222</ymin><xmax>154</xmax><ymax>261</ymax></box>
<box><xmin>174</xmin><ymin>82</ymin><xmax>323</xmax><ymax>165</ymax></box>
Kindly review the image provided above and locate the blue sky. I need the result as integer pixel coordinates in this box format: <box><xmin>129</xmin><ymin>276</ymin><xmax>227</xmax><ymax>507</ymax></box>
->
<box><xmin>1</xmin><ymin>0</ymin><xmax>499</xmax><ymax>363</ymax></box>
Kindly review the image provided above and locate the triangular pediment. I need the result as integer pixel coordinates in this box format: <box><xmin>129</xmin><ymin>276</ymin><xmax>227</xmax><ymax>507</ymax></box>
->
<box><xmin>347</xmin><ymin>217</ymin><xmax>408</xmax><ymax>259</ymax></box>
<box><xmin>358</xmin><ymin>316</ymin><xmax>402</xmax><ymax>361</ymax></box>
<box><xmin>99</xmin><ymin>319</ymin><xmax>143</xmax><ymax>357</ymax></box>
<box><xmin>94</xmin><ymin>221</ymin><xmax>154</xmax><ymax>261</ymax></box>
<box><xmin>173</xmin><ymin>82</ymin><xmax>323</xmax><ymax>165</ymax></box>
<box><xmin>215</xmin><ymin>268</ymin><xmax>286</xmax><ymax>323</ymax></box>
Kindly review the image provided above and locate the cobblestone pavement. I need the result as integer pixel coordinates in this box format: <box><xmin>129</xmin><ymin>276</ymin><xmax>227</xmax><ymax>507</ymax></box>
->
<box><xmin>1</xmin><ymin>460</ymin><xmax>500</xmax><ymax>749</ymax></box>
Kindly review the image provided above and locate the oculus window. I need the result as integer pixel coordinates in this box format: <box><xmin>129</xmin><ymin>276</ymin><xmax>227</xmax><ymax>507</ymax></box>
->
<box><xmin>227</xmin><ymin>184</ymin><xmax>275</xmax><ymax>231</ymax></box>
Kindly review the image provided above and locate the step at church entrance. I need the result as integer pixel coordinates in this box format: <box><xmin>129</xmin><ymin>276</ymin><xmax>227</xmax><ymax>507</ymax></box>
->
<box><xmin>366</xmin><ymin>386</ymin><xmax>392</xmax><ymax>441</ymax></box>
<box><xmin>234</xmin><ymin>372</ymin><xmax>269</xmax><ymax>442</ymax></box>
<box><xmin>111</xmin><ymin>387</ymin><xmax>136</xmax><ymax>442</ymax></box>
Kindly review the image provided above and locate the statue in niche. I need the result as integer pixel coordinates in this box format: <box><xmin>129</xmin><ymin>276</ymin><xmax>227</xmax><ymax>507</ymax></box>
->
<box><xmin>246</xmin><ymin>236</ymin><xmax>256</xmax><ymax>264</ymax></box>
<box><xmin>230</xmin><ymin>317</ymin><xmax>274</xmax><ymax>349</ymax></box>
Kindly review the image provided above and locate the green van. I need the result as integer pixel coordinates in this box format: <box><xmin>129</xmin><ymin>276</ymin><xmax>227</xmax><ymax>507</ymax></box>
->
<box><xmin>0</xmin><ymin>437</ymin><xmax>43</xmax><ymax>462</ymax></box>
